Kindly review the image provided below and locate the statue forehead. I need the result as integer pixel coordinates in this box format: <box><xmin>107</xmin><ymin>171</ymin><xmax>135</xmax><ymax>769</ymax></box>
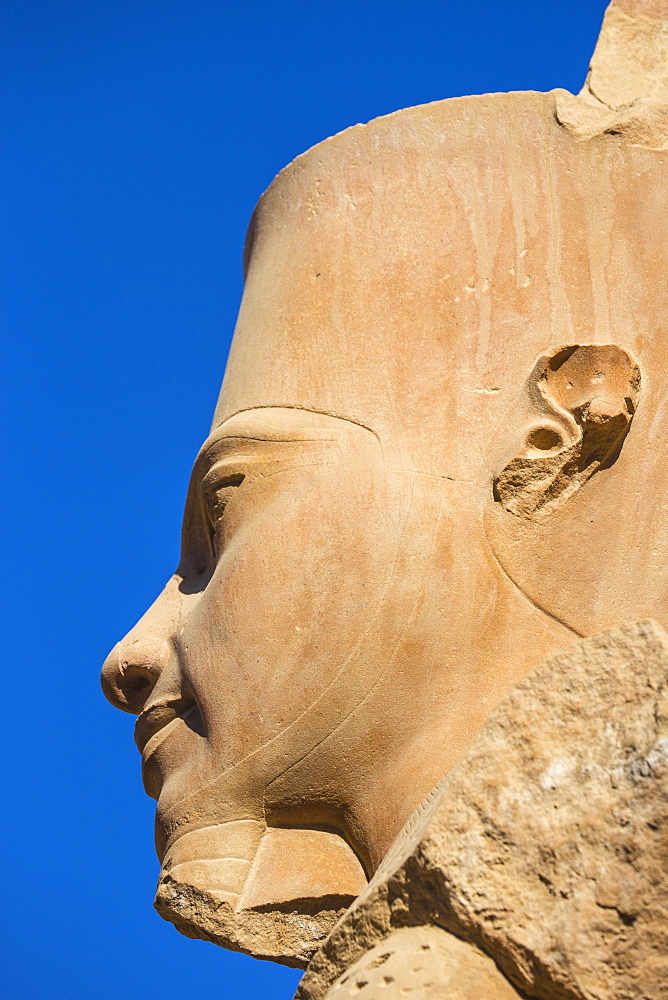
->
<box><xmin>213</xmin><ymin>89</ymin><xmax>668</xmax><ymax>477</ymax></box>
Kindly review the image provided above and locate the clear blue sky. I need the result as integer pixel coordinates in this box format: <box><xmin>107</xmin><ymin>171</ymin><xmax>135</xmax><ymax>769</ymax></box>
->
<box><xmin>2</xmin><ymin>2</ymin><xmax>608</xmax><ymax>998</ymax></box>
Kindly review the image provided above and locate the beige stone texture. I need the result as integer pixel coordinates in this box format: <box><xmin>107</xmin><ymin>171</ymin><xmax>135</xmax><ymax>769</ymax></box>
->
<box><xmin>100</xmin><ymin>0</ymin><xmax>668</xmax><ymax>973</ymax></box>
<box><xmin>555</xmin><ymin>0</ymin><xmax>668</xmax><ymax>149</ymax></box>
<box><xmin>321</xmin><ymin>926</ymin><xmax>521</xmax><ymax>1000</ymax></box>
<box><xmin>299</xmin><ymin>621</ymin><xmax>668</xmax><ymax>1000</ymax></box>
<box><xmin>584</xmin><ymin>0</ymin><xmax>668</xmax><ymax>110</ymax></box>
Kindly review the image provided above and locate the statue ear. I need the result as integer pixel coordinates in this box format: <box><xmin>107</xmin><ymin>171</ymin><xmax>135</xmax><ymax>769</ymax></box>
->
<box><xmin>493</xmin><ymin>344</ymin><xmax>640</xmax><ymax>521</ymax></box>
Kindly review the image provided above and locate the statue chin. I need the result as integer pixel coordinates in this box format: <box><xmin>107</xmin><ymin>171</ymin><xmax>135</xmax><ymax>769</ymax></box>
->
<box><xmin>154</xmin><ymin>822</ymin><xmax>367</xmax><ymax>968</ymax></box>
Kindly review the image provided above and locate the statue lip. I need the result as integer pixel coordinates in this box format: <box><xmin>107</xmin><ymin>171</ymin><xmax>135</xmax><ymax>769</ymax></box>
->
<box><xmin>135</xmin><ymin>697</ymin><xmax>196</xmax><ymax>756</ymax></box>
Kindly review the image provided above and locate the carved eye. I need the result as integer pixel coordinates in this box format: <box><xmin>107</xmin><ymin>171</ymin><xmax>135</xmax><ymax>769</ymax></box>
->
<box><xmin>202</xmin><ymin>472</ymin><xmax>245</xmax><ymax>532</ymax></box>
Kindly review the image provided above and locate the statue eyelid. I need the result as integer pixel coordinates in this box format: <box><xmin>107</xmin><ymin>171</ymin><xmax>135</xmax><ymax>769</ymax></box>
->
<box><xmin>202</xmin><ymin>470</ymin><xmax>246</xmax><ymax>491</ymax></box>
<box><xmin>200</xmin><ymin>468</ymin><xmax>246</xmax><ymax>529</ymax></box>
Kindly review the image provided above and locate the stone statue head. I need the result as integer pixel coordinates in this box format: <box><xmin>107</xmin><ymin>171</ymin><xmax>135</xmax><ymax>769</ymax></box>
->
<box><xmin>101</xmin><ymin>5</ymin><xmax>668</xmax><ymax>966</ymax></box>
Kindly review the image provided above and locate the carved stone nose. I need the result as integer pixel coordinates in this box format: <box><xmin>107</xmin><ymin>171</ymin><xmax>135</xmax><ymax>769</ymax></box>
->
<box><xmin>101</xmin><ymin>637</ymin><xmax>169</xmax><ymax>715</ymax></box>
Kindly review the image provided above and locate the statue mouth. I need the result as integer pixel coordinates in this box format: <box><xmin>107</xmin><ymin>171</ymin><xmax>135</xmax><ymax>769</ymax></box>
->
<box><xmin>134</xmin><ymin>696</ymin><xmax>197</xmax><ymax>757</ymax></box>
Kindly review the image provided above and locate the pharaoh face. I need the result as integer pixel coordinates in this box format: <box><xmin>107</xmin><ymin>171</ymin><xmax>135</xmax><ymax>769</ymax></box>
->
<box><xmin>101</xmin><ymin>88</ymin><xmax>668</xmax><ymax>963</ymax></box>
<box><xmin>103</xmin><ymin>398</ymin><xmax>559</xmax><ymax>882</ymax></box>
<box><xmin>102</xmin><ymin>407</ymin><xmax>404</xmax><ymax>865</ymax></box>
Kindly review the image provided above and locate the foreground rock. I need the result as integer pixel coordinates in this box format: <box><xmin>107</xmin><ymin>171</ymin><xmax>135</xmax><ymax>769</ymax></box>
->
<box><xmin>321</xmin><ymin>926</ymin><xmax>521</xmax><ymax>1000</ymax></box>
<box><xmin>298</xmin><ymin>620</ymin><xmax>668</xmax><ymax>1000</ymax></box>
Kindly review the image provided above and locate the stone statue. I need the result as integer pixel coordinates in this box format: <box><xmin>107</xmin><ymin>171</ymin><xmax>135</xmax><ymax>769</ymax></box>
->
<box><xmin>102</xmin><ymin>2</ymin><xmax>668</xmax><ymax>996</ymax></box>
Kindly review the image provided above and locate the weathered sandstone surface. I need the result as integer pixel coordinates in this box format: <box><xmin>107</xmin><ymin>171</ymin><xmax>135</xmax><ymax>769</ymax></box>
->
<box><xmin>299</xmin><ymin>621</ymin><xmax>668</xmax><ymax>1000</ymax></box>
<box><xmin>101</xmin><ymin>0</ymin><xmax>668</xmax><ymax>975</ymax></box>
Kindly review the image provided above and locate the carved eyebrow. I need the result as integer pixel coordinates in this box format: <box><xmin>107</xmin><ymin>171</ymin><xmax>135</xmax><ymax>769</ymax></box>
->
<box><xmin>197</xmin><ymin>432</ymin><xmax>337</xmax><ymax>467</ymax></box>
<box><xmin>213</xmin><ymin>403</ymin><xmax>380</xmax><ymax>435</ymax></box>
<box><xmin>194</xmin><ymin>418</ymin><xmax>342</xmax><ymax>470</ymax></box>
<box><xmin>210</xmin><ymin>433</ymin><xmax>337</xmax><ymax>445</ymax></box>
